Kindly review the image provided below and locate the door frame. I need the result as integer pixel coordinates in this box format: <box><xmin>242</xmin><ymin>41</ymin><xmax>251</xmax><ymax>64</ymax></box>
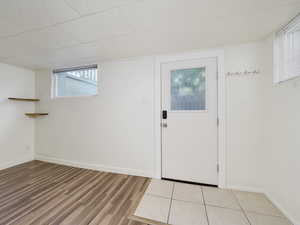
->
<box><xmin>154</xmin><ymin>49</ymin><xmax>226</xmax><ymax>188</ymax></box>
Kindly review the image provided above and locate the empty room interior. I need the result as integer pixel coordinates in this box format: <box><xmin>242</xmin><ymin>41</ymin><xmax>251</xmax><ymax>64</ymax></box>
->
<box><xmin>1</xmin><ymin>0</ymin><xmax>300</xmax><ymax>225</ymax></box>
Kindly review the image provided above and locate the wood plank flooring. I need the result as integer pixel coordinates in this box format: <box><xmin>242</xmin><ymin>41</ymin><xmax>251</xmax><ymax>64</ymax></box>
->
<box><xmin>0</xmin><ymin>161</ymin><xmax>150</xmax><ymax>225</ymax></box>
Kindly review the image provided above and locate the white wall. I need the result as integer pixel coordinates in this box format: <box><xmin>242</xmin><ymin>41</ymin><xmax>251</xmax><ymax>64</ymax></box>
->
<box><xmin>33</xmin><ymin>40</ymin><xmax>300</xmax><ymax>223</ymax></box>
<box><xmin>0</xmin><ymin>63</ymin><xmax>35</xmax><ymax>169</ymax></box>
<box><xmin>35</xmin><ymin>57</ymin><xmax>155</xmax><ymax>177</ymax></box>
<box><xmin>0</xmin><ymin>38</ymin><xmax>297</xmax><ymax>224</ymax></box>
<box><xmin>224</xmin><ymin>40</ymin><xmax>300</xmax><ymax>224</ymax></box>
<box><xmin>224</xmin><ymin>42</ymin><xmax>265</xmax><ymax>191</ymax></box>
<box><xmin>261</xmin><ymin>38</ymin><xmax>300</xmax><ymax>225</ymax></box>
<box><xmin>34</xmin><ymin>43</ymin><xmax>265</xmax><ymax>185</ymax></box>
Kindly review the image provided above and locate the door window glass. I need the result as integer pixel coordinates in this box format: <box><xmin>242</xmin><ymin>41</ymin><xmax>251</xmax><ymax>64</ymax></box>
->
<box><xmin>171</xmin><ymin>67</ymin><xmax>206</xmax><ymax>111</ymax></box>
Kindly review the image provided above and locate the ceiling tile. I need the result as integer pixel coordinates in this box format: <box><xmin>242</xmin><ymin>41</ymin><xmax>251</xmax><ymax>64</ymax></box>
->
<box><xmin>120</xmin><ymin>0</ymin><xmax>300</xmax><ymax>34</ymax></box>
<box><xmin>0</xmin><ymin>0</ymin><xmax>299</xmax><ymax>69</ymax></box>
<box><xmin>0</xmin><ymin>37</ymin><xmax>38</xmax><ymax>58</ymax></box>
<box><xmin>83</xmin><ymin>3</ymin><xmax>300</xmax><ymax>60</ymax></box>
<box><xmin>42</xmin><ymin>41</ymin><xmax>106</xmax><ymax>68</ymax></box>
<box><xmin>0</xmin><ymin>0</ymin><xmax>20</xmax><ymax>22</ymax></box>
<box><xmin>18</xmin><ymin>0</ymin><xmax>79</xmax><ymax>30</ymax></box>
<box><xmin>52</xmin><ymin>42</ymin><xmax>103</xmax><ymax>59</ymax></box>
<box><xmin>1</xmin><ymin>55</ymin><xmax>51</xmax><ymax>70</ymax></box>
<box><xmin>0</xmin><ymin>0</ymin><xmax>79</xmax><ymax>37</ymax></box>
<box><xmin>47</xmin><ymin>56</ymin><xmax>100</xmax><ymax>69</ymax></box>
<box><xmin>57</xmin><ymin>7</ymin><xmax>133</xmax><ymax>43</ymax></box>
<box><xmin>65</xmin><ymin>0</ymin><xmax>138</xmax><ymax>15</ymax></box>
<box><xmin>0</xmin><ymin>20</ymin><xmax>23</xmax><ymax>38</ymax></box>
<box><xmin>13</xmin><ymin>25</ymin><xmax>82</xmax><ymax>50</ymax></box>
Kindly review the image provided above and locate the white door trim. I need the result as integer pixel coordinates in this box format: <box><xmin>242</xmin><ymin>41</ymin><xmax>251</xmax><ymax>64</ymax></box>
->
<box><xmin>154</xmin><ymin>49</ymin><xmax>226</xmax><ymax>188</ymax></box>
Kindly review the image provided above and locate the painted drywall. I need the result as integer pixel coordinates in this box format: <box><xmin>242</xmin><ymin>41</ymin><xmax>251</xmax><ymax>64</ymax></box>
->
<box><xmin>35</xmin><ymin>42</ymin><xmax>265</xmax><ymax>185</ymax></box>
<box><xmin>35</xmin><ymin>57</ymin><xmax>155</xmax><ymax>177</ymax></box>
<box><xmin>261</xmin><ymin>38</ymin><xmax>300</xmax><ymax>225</ymax></box>
<box><xmin>224</xmin><ymin>42</ymin><xmax>265</xmax><ymax>191</ymax></box>
<box><xmin>0</xmin><ymin>63</ymin><xmax>35</xmax><ymax>168</ymax></box>
<box><xmin>3</xmin><ymin>39</ymin><xmax>297</xmax><ymax>223</ymax></box>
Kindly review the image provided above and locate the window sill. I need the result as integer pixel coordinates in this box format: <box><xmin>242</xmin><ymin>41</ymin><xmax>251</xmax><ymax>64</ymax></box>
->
<box><xmin>51</xmin><ymin>94</ymin><xmax>98</xmax><ymax>100</ymax></box>
<box><xmin>273</xmin><ymin>74</ymin><xmax>300</xmax><ymax>85</ymax></box>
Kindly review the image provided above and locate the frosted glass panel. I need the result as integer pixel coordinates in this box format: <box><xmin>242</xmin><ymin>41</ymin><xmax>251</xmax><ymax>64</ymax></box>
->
<box><xmin>171</xmin><ymin>67</ymin><xmax>206</xmax><ymax>111</ymax></box>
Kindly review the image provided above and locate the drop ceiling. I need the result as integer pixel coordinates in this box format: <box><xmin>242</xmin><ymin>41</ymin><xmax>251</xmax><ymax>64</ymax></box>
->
<box><xmin>0</xmin><ymin>0</ymin><xmax>299</xmax><ymax>69</ymax></box>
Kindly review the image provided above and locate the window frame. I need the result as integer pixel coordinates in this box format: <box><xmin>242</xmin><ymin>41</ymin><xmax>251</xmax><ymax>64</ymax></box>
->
<box><xmin>52</xmin><ymin>64</ymin><xmax>98</xmax><ymax>99</ymax></box>
<box><xmin>274</xmin><ymin>14</ymin><xmax>300</xmax><ymax>84</ymax></box>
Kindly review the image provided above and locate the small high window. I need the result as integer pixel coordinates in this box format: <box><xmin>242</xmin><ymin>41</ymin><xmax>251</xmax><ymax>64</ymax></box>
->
<box><xmin>274</xmin><ymin>14</ymin><xmax>300</xmax><ymax>83</ymax></box>
<box><xmin>52</xmin><ymin>64</ymin><xmax>98</xmax><ymax>98</ymax></box>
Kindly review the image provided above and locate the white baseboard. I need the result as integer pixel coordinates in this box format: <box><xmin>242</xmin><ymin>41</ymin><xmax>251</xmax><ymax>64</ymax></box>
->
<box><xmin>35</xmin><ymin>154</ymin><xmax>154</xmax><ymax>178</ymax></box>
<box><xmin>226</xmin><ymin>185</ymin><xmax>264</xmax><ymax>193</ymax></box>
<box><xmin>2</xmin><ymin>155</ymin><xmax>298</xmax><ymax>225</ymax></box>
<box><xmin>0</xmin><ymin>156</ymin><xmax>34</xmax><ymax>170</ymax></box>
<box><xmin>265</xmin><ymin>192</ymin><xmax>299</xmax><ymax>225</ymax></box>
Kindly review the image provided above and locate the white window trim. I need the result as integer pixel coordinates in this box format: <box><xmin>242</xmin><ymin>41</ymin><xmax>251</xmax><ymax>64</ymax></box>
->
<box><xmin>274</xmin><ymin>14</ymin><xmax>300</xmax><ymax>84</ymax></box>
<box><xmin>51</xmin><ymin>64</ymin><xmax>98</xmax><ymax>99</ymax></box>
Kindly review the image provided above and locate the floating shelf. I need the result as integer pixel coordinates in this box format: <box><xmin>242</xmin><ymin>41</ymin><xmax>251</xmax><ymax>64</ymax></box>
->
<box><xmin>8</xmin><ymin>97</ymin><xmax>40</xmax><ymax>102</ymax></box>
<box><xmin>9</xmin><ymin>97</ymin><xmax>47</xmax><ymax>118</ymax></box>
<box><xmin>25</xmin><ymin>113</ymin><xmax>48</xmax><ymax>118</ymax></box>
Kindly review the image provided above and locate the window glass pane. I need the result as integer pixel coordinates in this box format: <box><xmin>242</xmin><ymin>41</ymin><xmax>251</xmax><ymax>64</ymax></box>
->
<box><xmin>171</xmin><ymin>67</ymin><xmax>206</xmax><ymax>111</ymax></box>
<box><xmin>274</xmin><ymin>14</ymin><xmax>300</xmax><ymax>83</ymax></box>
<box><xmin>54</xmin><ymin>66</ymin><xmax>98</xmax><ymax>97</ymax></box>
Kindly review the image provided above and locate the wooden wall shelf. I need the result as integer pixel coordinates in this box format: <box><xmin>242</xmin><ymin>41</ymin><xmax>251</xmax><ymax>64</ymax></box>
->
<box><xmin>25</xmin><ymin>113</ymin><xmax>48</xmax><ymax>118</ymax></box>
<box><xmin>8</xmin><ymin>97</ymin><xmax>40</xmax><ymax>102</ymax></box>
<box><xmin>9</xmin><ymin>97</ymin><xmax>47</xmax><ymax>118</ymax></box>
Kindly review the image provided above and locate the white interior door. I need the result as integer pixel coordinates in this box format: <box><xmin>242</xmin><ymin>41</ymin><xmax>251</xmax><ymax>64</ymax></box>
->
<box><xmin>161</xmin><ymin>57</ymin><xmax>218</xmax><ymax>185</ymax></box>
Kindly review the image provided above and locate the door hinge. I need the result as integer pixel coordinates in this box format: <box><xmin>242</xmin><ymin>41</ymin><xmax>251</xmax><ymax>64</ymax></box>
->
<box><xmin>217</xmin><ymin>118</ymin><xmax>219</xmax><ymax>126</ymax></box>
<box><xmin>217</xmin><ymin>164</ymin><xmax>220</xmax><ymax>173</ymax></box>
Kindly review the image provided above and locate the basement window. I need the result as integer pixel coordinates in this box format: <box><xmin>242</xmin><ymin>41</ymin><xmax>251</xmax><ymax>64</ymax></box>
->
<box><xmin>52</xmin><ymin>64</ymin><xmax>98</xmax><ymax>98</ymax></box>
<box><xmin>274</xmin><ymin>14</ymin><xmax>300</xmax><ymax>83</ymax></box>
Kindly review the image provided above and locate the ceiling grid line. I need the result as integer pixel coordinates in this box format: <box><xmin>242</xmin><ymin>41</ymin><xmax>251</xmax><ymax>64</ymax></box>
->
<box><xmin>0</xmin><ymin>0</ymin><xmax>299</xmax><ymax>69</ymax></box>
<box><xmin>0</xmin><ymin>0</ymin><xmax>139</xmax><ymax>40</ymax></box>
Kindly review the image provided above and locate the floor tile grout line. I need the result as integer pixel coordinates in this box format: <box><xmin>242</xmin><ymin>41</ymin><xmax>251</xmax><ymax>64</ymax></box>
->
<box><xmin>231</xmin><ymin>190</ymin><xmax>287</xmax><ymax>219</ymax></box>
<box><xmin>147</xmin><ymin>180</ymin><xmax>288</xmax><ymax>225</ymax></box>
<box><xmin>145</xmin><ymin>193</ymin><xmax>172</xmax><ymax>200</ymax></box>
<box><xmin>201</xmin><ymin>186</ymin><xmax>210</xmax><ymax>225</ymax></box>
<box><xmin>171</xmin><ymin>198</ymin><xmax>205</xmax><ymax>205</ymax></box>
<box><xmin>231</xmin><ymin>190</ymin><xmax>253</xmax><ymax>225</ymax></box>
<box><xmin>167</xmin><ymin>183</ymin><xmax>175</xmax><ymax>224</ymax></box>
<box><xmin>205</xmin><ymin>203</ymin><xmax>243</xmax><ymax>211</ymax></box>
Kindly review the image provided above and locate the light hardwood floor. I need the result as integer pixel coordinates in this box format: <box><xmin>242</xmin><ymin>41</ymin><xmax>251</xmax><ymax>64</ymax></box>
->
<box><xmin>0</xmin><ymin>161</ymin><xmax>150</xmax><ymax>225</ymax></box>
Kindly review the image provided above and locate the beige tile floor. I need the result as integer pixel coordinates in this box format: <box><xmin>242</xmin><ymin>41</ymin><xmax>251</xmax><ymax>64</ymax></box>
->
<box><xmin>134</xmin><ymin>179</ymin><xmax>292</xmax><ymax>225</ymax></box>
